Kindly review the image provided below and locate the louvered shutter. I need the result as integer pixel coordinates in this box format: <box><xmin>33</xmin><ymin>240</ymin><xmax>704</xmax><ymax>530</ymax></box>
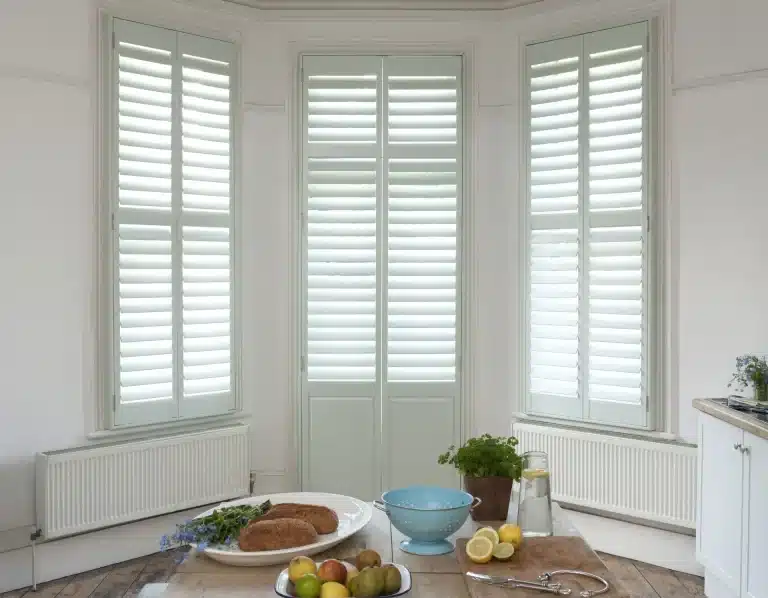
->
<box><xmin>384</xmin><ymin>57</ymin><xmax>460</xmax><ymax>385</ymax></box>
<box><xmin>110</xmin><ymin>20</ymin><xmax>236</xmax><ymax>426</ymax></box>
<box><xmin>584</xmin><ymin>23</ymin><xmax>648</xmax><ymax>427</ymax></box>
<box><xmin>526</xmin><ymin>37</ymin><xmax>583</xmax><ymax>421</ymax></box>
<box><xmin>303</xmin><ymin>57</ymin><xmax>380</xmax><ymax>383</ymax></box>
<box><xmin>525</xmin><ymin>22</ymin><xmax>649</xmax><ymax>428</ymax></box>
<box><xmin>301</xmin><ymin>56</ymin><xmax>462</xmax><ymax>499</ymax></box>
<box><xmin>179</xmin><ymin>33</ymin><xmax>236</xmax><ymax>418</ymax></box>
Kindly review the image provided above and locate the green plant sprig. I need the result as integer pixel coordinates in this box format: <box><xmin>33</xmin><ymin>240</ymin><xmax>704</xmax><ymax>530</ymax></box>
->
<box><xmin>438</xmin><ymin>434</ymin><xmax>523</xmax><ymax>480</ymax></box>
<box><xmin>161</xmin><ymin>500</ymin><xmax>271</xmax><ymax>551</ymax></box>
<box><xmin>729</xmin><ymin>354</ymin><xmax>768</xmax><ymax>391</ymax></box>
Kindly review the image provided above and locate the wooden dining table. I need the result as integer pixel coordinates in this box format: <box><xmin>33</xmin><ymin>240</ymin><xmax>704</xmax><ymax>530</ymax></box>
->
<box><xmin>138</xmin><ymin>502</ymin><xmax>582</xmax><ymax>598</ymax></box>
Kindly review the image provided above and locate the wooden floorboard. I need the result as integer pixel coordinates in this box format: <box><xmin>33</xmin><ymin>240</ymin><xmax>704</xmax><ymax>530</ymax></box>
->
<box><xmin>58</xmin><ymin>565</ymin><xmax>115</xmax><ymax>598</ymax></box>
<box><xmin>597</xmin><ymin>552</ymin><xmax>662</xmax><ymax>598</ymax></box>
<box><xmin>634</xmin><ymin>560</ymin><xmax>697</xmax><ymax>598</ymax></box>
<box><xmin>673</xmin><ymin>570</ymin><xmax>706</xmax><ymax>597</ymax></box>
<box><xmin>122</xmin><ymin>551</ymin><xmax>181</xmax><ymax>598</ymax></box>
<box><xmin>2</xmin><ymin>550</ymin><xmax>702</xmax><ymax>598</ymax></box>
<box><xmin>87</xmin><ymin>556</ymin><xmax>151</xmax><ymax>598</ymax></box>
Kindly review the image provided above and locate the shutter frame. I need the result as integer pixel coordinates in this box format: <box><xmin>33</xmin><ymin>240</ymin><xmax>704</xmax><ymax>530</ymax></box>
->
<box><xmin>525</xmin><ymin>22</ymin><xmax>651</xmax><ymax>429</ymax></box>
<box><xmin>108</xmin><ymin>18</ymin><xmax>237</xmax><ymax>427</ymax></box>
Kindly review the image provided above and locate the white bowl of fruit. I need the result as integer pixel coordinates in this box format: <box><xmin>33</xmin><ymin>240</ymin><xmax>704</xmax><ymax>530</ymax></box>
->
<box><xmin>274</xmin><ymin>549</ymin><xmax>411</xmax><ymax>598</ymax></box>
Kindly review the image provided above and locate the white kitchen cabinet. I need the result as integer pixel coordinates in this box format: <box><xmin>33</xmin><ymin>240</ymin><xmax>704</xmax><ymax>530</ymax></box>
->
<box><xmin>697</xmin><ymin>412</ymin><xmax>768</xmax><ymax>598</ymax></box>
<box><xmin>742</xmin><ymin>431</ymin><xmax>768</xmax><ymax>598</ymax></box>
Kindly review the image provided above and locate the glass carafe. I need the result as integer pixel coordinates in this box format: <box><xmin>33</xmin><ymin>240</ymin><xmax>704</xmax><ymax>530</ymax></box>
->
<box><xmin>516</xmin><ymin>451</ymin><xmax>553</xmax><ymax>537</ymax></box>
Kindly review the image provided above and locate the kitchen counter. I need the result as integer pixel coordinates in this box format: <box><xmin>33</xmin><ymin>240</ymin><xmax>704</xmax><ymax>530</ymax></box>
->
<box><xmin>692</xmin><ymin>398</ymin><xmax>768</xmax><ymax>441</ymax></box>
<box><xmin>137</xmin><ymin>502</ymin><xmax>580</xmax><ymax>598</ymax></box>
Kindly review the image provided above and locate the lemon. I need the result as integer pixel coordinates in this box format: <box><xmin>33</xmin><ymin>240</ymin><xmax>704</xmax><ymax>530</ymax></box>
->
<box><xmin>465</xmin><ymin>536</ymin><xmax>494</xmax><ymax>564</ymax></box>
<box><xmin>472</xmin><ymin>526</ymin><xmax>499</xmax><ymax>547</ymax></box>
<box><xmin>320</xmin><ymin>581</ymin><xmax>350</xmax><ymax>598</ymax></box>
<box><xmin>492</xmin><ymin>542</ymin><xmax>516</xmax><ymax>561</ymax></box>
<box><xmin>521</xmin><ymin>468</ymin><xmax>550</xmax><ymax>480</ymax></box>
<box><xmin>498</xmin><ymin>523</ymin><xmax>523</xmax><ymax>548</ymax></box>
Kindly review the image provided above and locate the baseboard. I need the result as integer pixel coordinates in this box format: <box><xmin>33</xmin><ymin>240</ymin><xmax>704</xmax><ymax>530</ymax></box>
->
<box><xmin>0</xmin><ymin>505</ymin><xmax>210</xmax><ymax>593</ymax></box>
<box><xmin>562</xmin><ymin>507</ymin><xmax>704</xmax><ymax>576</ymax></box>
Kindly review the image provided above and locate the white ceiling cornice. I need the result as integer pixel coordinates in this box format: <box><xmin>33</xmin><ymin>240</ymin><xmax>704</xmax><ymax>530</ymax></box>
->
<box><xmin>222</xmin><ymin>0</ymin><xmax>544</xmax><ymax>10</ymax></box>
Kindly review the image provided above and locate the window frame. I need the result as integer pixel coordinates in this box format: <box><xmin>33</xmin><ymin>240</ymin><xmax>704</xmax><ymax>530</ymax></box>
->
<box><xmin>98</xmin><ymin>13</ymin><xmax>242</xmax><ymax>432</ymax></box>
<box><xmin>519</xmin><ymin>17</ymin><xmax>664</xmax><ymax>432</ymax></box>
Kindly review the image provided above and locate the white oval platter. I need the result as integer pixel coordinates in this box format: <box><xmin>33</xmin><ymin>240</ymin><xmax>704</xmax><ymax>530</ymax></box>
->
<box><xmin>192</xmin><ymin>492</ymin><xmax>373</xmax><ymax>567</ymax></box>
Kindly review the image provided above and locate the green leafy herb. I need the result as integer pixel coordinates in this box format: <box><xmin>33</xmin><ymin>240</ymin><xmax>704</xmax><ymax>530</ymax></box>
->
<box><xmin>438</xmin><ymin>434</ymin><xmax>523</xmax><ymax>480</ymax></box>
<box><xmin>161</xmin><ymin>500</ymin><xmax>271</xmax><ymax>550</ymax></box>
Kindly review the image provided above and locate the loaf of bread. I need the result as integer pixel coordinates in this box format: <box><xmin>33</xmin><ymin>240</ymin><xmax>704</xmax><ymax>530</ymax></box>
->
<box><xmin>238</xmin><ymin>517</ymin><xmax>318</xmax><ymax>551</ymax></box>
<box><xmin>253</xmin><ymin>503</ymin><xmax>339</xmax><ymax>534</ymax></box>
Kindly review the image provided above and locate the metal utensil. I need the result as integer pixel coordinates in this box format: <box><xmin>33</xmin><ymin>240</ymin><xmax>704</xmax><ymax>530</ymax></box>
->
<box><xmin>466</xmin><ymin>571</ymin><xmax>572</xmax><ymax>595</ymax></box>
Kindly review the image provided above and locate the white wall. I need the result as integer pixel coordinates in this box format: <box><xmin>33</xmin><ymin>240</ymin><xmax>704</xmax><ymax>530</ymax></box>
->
<box><xmin>1</xmin><ymin>0</ymin><xmax>767</xmax><ymax>579</ymax></box>
<box><xmin>674</xmin><ymin>0</ymin><xmax>768</xmax><ymax>440</ymax></box>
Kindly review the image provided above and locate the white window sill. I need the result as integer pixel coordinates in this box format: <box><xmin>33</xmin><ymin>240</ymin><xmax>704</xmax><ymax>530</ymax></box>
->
<box><xmin>87</xmin><ymin>413</ymin><xmax>250</xmax><ymax>444</ymax></box>
<box><xmin>511</xmin><ymin>412</ymin><xmax>694</xmax><ymax>447</ymax></box>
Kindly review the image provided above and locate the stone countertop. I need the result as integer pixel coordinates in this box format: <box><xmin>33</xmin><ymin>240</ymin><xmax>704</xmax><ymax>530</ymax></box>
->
<box><xmin>138</xmin><ymin>501</ymin><xmax>580</xmax><ymax>598</ymax></box>
<box><xmin>693</xmin><ymin>398</ymin><xmax>768</xmax><ymax>440</ymax></box>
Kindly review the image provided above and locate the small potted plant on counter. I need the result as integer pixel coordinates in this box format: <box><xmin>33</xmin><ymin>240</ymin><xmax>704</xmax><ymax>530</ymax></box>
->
<box><xmin>729</xmin><ymin>354</ymin><xmax>768</xmax><ymax>402</ymax></box>
<box><xmin>438</xmin><ymin>434</ymin><xmax>522</xmax><ymax>521</ymax></box>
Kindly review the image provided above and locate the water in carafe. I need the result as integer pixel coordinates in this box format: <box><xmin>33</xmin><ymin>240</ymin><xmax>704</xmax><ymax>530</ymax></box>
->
<box><xmin>516</xmin><ymin>451</ymin><xmax>553</xmax><ymax>537</ymax></box>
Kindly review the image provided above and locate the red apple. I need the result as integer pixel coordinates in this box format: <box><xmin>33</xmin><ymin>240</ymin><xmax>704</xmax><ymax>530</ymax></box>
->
<box><xmin>317</xmin><ymin>559</ymin><xmax>347</xmax><ymax>585</ymax></box>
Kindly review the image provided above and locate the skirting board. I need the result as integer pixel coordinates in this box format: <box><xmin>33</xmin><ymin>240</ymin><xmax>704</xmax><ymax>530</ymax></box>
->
<box><xmin>563</xmin><ymin>507</ymin><xmax>704</xmax><ymax>576</ymax></box>
<box><xmin>0</xmin><ymin>471</ymin><xmax>293</xmax><ymax>593</ymax></box>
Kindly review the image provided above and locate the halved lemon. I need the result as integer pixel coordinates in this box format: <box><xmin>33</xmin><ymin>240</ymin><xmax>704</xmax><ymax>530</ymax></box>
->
<box><xmin>465</xmin><ymin>536</ymin><xmax>494</xmax><ymax>564</ymax></box>
<box><xmin>521</xmin><ymin>468</ymin><xmax>550</xmax><ymax>481</ymax></box>
<box><xmin>498</xmin><ymin>523</ymin><xmax>523</xmax><ymax>548</ymax></box>
<box><xmin>472</xmin><ymin>526</ymin><xmax>499</xmax><ymax>547</ymax></box>
<box><xmin>492</xmin><ymin>542</ymin><xmax>516</xmax><ymax>561</ymax></box>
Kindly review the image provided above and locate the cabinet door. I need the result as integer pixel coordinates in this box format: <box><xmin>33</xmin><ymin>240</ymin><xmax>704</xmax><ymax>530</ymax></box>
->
<box><xmin>697</xmin><ymin>414</ymin><xmax>744</xmax><ymax>595</ymax></box>
<box><xmin>742</xmin><ymin>431</ymin><xmax>768</xmax><ymax>598</ymax></box>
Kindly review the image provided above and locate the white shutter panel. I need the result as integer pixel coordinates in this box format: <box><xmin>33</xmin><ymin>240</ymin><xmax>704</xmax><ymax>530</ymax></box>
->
<box><xmin>179</xmin><ymin>33</ymin><xmax>236</xmax><ymax>418</ymax></box>
<box><xmin>585</xmin><ymin>22</ymin><xmax>648</xmax><ymax>427</ymax></box>
<box><xmin>301</xmin><ymin>56</ymin><xmax>382</xmax><ymax>500</ymax></box>
<box><xmin>303</xmin><ymin>57</ymin><xmax>380</xmax><ymax>382</ymax></box>
<box><xmin>526</xmin><ymin>37</ymin><xmax>583</xmax><ymax>420</ymax></box>
<box><xmin>525</xmin><ymin>23</ymin><xmax>649</xmax><ymax>428</ymax></box>
<box><xmin>111</xmin><ymin>20</ymin><xmax>236</xmax><ymax>426</ymax></box>
<box><xmin>382</xmin><ymin>56</ymin><xmax>461</xmax><ymax>492</ymax></box>
<box><xmin>384</xmin><ymin>57</ymin><xmax>460</xmax><ymax>383</ymax></box>
<box><xmin>113</xmin><ymin>21</ymin><xmax>178</xmax><ymax>425</ymax></box>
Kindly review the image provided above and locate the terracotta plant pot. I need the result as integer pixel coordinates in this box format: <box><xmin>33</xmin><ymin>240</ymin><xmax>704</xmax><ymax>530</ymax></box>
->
<box><xmin>463</xmin><ymin>475</ymin><xmax>514</xmax><ymax>521</ymax></box>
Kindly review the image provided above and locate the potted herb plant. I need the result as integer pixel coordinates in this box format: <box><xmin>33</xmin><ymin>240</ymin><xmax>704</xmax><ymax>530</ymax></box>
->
<box><xmin>729</xmin><ymin>354</ymin><xmax>768</xmax><ymax>402</ymax></box>
<box><xmin>438</xmin><ymin>434</ymin><xmax>523</xmax><ymax>521</ymax></box>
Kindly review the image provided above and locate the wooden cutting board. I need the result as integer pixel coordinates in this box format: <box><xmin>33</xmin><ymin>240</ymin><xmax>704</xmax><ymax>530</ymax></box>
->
<box><xmin>456</xmin><ymin>537</ymin><xmax>629</xmax><ymax>598</ymax></box>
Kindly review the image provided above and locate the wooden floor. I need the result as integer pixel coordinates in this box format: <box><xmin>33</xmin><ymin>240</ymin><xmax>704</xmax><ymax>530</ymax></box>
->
<box><xmin>1</xmin><ymin>550</ymin><xmax>703</xmax><ymax>598</ymax></box>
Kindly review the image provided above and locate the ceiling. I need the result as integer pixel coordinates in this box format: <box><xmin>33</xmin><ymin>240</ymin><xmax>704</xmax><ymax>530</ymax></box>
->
<box><xmin>222</xmin><ymin>0</ymin><xmax>545</xmax><ymax>9</ymax></box>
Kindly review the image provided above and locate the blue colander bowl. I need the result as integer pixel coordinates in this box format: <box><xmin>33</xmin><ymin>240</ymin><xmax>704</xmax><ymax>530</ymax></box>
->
<box><xmin>374</xmin><ymin>486</ymin><xmax>481</xmax><ymax>555</ymax></box>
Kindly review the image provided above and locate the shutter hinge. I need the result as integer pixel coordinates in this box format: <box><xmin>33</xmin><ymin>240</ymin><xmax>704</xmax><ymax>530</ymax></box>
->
<box><xmin>111</xmin><ymin>213</ymin><xmax>116</xmax><ymax>231</ymax></box>
<box><xmin>646</xmin><ymin>214</ymin><xmax>650</xmax><ymax>231</ymax></box>
<box><xmin>646</xmin><ymin>33</ymin><xmax>650</xmax><ymax>51</ymax></box>
<box><xmin>456</xmin><ymin>354</ymin><xmax>462</xmax><ymax>373</ymax></box>
<box><xmin>112</xmin><ymin>393</ymin><xmax>117</xmax><ymax>409</ymax></box>
<box><xmin>112</xmin><ymin>31</ymin><xmax>116</xmax><ymax>50</ymax></box>
<box><xmin>300</xmin><ymin>355</ymin><xmax>306</xmax><ymax>373</ymax></box>
<box><xmin>646</xmin><ymin>396</ymin><xmax>650</xmax><ymax>412</ymax></box>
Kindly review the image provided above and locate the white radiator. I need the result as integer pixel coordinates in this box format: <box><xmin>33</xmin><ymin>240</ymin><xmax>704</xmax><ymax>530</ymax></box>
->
<box><xmin>35</xmin><ymin>424</ymin><xmax>249</xmax><ymax>540</ymax></box>
<box><xmin>513</xmin><ymin>422</ymin><xmax>697</xmax><ymax>529</ymax></box>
